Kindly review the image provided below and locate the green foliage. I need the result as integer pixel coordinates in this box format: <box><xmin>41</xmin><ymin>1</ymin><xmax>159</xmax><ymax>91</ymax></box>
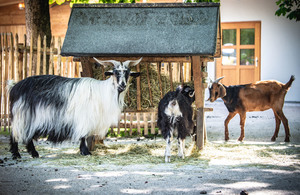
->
<box><xmin>49</xmin><ymin>0</ymin><xmax>136</xmax><ymax>6</ymax></box>
<box><xmin>184</xmin><ymin>0</ymin><xmax>219</xmax><ymax>3</ymax></box>
<box><xmin>275</xmin><ymin>0</ymin><xmax>300</xmax><ymax>21</ymax></box>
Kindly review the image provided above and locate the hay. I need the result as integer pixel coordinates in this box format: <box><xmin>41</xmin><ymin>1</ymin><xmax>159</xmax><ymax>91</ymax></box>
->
<box><xmin>93</xmin><ymin>63</ymin><xmax>194</xmax><ymax>109</ymax></box>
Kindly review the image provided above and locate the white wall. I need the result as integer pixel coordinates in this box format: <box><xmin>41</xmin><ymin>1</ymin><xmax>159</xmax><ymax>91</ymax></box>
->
<box><xmin>207</xmin><ymin>0</ymin><xmax>300</xmax><ymax>102</ymax></box>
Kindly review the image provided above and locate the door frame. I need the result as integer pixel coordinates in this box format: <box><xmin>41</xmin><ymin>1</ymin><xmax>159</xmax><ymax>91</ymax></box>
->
<box><xmin>216</xmin><ymin>21</ymin><xmax>261</xmax><ymax>85</ymax></box>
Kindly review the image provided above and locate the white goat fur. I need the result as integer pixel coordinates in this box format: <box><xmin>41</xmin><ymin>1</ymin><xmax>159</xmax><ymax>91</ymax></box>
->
<box><xmin>11</xmin><ymin>77</ymin><xmax>122</xmax><ymax>144</ymax></box>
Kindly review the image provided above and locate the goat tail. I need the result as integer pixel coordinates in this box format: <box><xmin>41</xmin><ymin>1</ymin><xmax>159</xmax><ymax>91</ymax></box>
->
<box><xmin>283</xmin><ymin>75</ymin><xmax>295</xmax><ymax>90</ymax></box>
<box><xmin>6</xmin><ymin>80</ymin><xmax>16</xmax><ymax>94</ymax></box>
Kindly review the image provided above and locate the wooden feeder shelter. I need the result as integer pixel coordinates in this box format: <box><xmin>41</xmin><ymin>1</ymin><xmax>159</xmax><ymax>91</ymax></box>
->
<box><xmin>61</xmin><ymin>3</ymin><xmax>221</xmax><ymax>150</ymax></box>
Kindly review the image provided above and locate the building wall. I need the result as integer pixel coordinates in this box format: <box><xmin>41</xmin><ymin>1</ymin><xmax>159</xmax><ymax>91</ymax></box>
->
<box><xmin>209</xmin><ymin>0</ymin><xmax>300</xmax><ymax>102</ymax></box>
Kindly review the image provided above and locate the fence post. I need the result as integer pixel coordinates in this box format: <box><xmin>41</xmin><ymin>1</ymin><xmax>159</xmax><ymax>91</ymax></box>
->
<box><xmin>14</xmin><ymin>34</ymin><xmax>19</xmax><ymax>82</ymax></box>
<box><xmin>23</xmin><ymin>34</ymin><xmax>27</xmax><ymax>79</ymax></box>
<box><xmin>43</xmin><ymin>35</ymin><xmax>47</xmax><ymax>75</ymax></box>
<box><xmin>0</xmin><ymin>34</ymin><xmax>2</xmax><ymax>128</ymax></box>
<box><xmin>36</xmin><ymin>34</ymin><xmax>41</xmax><ymax>75</ymax></box>
<box><xmin>28</xmin><ymin>34</ymin><xmax>33</xmax><ymax>77</ymax></box>
<box><xmin>57</xmin><ymin>37</ymin><xmax>62</xmax><ymax>75</ymax></box>
<box><xmin>49</xmin><ymin>36</ymin><xmax>54</xmax><ymax>75</ymax></box>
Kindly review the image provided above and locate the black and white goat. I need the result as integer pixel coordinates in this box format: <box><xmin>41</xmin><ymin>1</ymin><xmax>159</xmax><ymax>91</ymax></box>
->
<box><xmin>8</xmin><ymin>58</ymin><xmax>141</xmax><ymax>159</ymax></box>
<box><xmin>157</xmin><ymin>86</ymin><xmax>195</xmax><ymax>163</ymax></box>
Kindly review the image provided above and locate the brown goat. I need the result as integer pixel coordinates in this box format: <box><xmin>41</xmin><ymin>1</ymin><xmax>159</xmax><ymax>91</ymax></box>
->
<box><xmin>207</xmin><ymin>76</ymin><xmax>295</xmax><ymax>142</ymax></box>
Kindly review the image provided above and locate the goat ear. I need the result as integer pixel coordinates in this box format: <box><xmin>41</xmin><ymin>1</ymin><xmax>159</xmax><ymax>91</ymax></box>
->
<box><xmin>218</xmin><ymin>84</ymin><xmax>226</xmax><ymax>98</ymax></box>
<box><xmin>93</xmin><ymin>57</ymin><xmax>120</xmax><ymax>67</ymax></box>
<box><xmin>123</xmin><ymin>57</ymin><xmax>143</xmax><ymax>67</ymax></box>
<box><xmin>104</xmin><ymin>71</ymin><xmax>114</xmax><ymax>76</ymax></box>
<box><xmin>130</xmin><ymin>72</ymin><xmax>140</xmax><ymax>78</ymax></box>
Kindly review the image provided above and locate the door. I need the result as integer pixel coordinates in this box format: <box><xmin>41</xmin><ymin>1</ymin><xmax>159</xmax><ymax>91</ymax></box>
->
<box><xmin>216</xmin><ymin>21</ymin><xmax>261</xmax><ymax>85</ymax></box>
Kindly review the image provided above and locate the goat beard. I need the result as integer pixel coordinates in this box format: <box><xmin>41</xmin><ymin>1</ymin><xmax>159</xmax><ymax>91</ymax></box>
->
<box><xmin>118</xmin><ymin>82</ymin><xmax>131</xmax><ymax>110</ymax></box>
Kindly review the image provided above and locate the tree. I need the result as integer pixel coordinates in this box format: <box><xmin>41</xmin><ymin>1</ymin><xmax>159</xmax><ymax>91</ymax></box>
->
<box><xmin>24</xmin><ymin>0</ymin><xmax>52</xmax><ymax>73</ymax></box>
<box><xmin>275</xmin><ymin>0</ymin><xmax>300</xmax><ymax>21</ymax></box>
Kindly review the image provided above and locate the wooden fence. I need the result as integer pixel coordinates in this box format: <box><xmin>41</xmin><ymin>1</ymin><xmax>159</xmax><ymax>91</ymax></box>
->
<box><xmin>0</xmin><ymin>32</ymin><xmax>194</xmax><ymax>137</ymax></box>
<box><xmin>0</xmin><ymin>32</ymin><xmax>81</xmax><ymax>131</ymax></box>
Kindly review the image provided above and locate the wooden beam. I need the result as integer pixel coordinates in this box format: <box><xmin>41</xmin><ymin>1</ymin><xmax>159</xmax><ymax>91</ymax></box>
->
<box><xmin>192</xmin><ymin>56</ymin><xmax>205</xmax><ymax>150</ymax></box>
<box><xmin>86</xmin><ymin>56</ymin><xmax>191</xmax><ymax>63</ymax></box>
<box><xmin>80</xmin><ymin>57</ymin><xmax>93</xmax><ymax>77</ymax></box>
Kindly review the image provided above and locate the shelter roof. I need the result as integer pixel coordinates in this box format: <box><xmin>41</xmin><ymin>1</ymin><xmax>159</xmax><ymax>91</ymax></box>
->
<box><xmin>61</xmin><ymin>3</ymin><xmax>220</xmax><ymax>57</ymax></box>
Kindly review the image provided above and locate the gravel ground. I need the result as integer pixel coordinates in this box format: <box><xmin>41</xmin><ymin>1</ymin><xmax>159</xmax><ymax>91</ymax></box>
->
<box><xmin>0</xmin><ymin>101</ymin><xmax>299</xmax><ymax>195</ymax></box>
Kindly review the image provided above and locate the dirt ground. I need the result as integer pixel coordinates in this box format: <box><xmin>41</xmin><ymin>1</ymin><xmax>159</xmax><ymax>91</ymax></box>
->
<box><xmin>0</xmin><ymin>101</ymin><xmax>299</xmax><ymax>195</ymax></box>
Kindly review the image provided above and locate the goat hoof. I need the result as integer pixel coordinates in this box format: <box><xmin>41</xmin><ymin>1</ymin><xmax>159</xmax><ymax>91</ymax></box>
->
<box><xmin>31</xmin><ymin>151</ymin><xmax>39</xmax><ymax>158</ymax></box>
<box><xmin>12</xmin><ymin>153</ymin><xmax>21</xmax><ymax>160</ymax></box>
<box><xmin>284</xmin><ymin>138</ymin><xmax>290</xmax><ymax>142</ymax></box>
<box><xmin>165</xmin><ymin>156</ymin><xmax>170</xmax><ymax>163</ymax></box>
<box><xmin>178</xmin><ymin>154</ymin><xmax>184</xmax><ymax>159</ymax></box>
<box><xmin>238</xmin><ymin>137</ymin><xmax>244</xmax><ymax>142</ymax></box>
<box><xmin>271</xmin><ymin>137</ymin><xmax>276</xmax><ymax>141</ymax></box>
<box><xmin>225</xmin><ymin>138</ymin><xmax>229</xmax><ymax>141</ymax></box>
<box><xmin>80</xmin><ymin>151</ymin><xmax>92</xmax><ymax>156</ymax></box>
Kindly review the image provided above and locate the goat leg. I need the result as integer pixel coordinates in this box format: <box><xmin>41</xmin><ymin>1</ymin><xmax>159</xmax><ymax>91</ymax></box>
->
<box><xmin>165</xmin><ymin>136</ymin><xmax>171</xmax><ymax>163</ymax></box>
<box><xmin>177</xmin><ymin>138</ymin><xmax>185</xmax><ymax>159</ymax></box>
<box><xmin>224</xmin><ymin>112</ymin><xmax>236</xmax><ymax>141</ymax></box>
<box><xmin>238</xmin><ymin>112</ymin><xmax>246</xmax><ymax>142</ymax></box>
<box><xmin>271</xmin><ymin>109</ymin><xmax>281</xmax><ymax>141</ymax></box>
<box><xmin>10</xmin><ymin>135</ymin><xmax>21</xmax><ymax>159</ymax></box>
<box><xmin>80</xmin><ymin>137</ymin><xmax>92</xmax><ymax>155</ymax></box>
<box><xmin>26</xmin><ymin>139</ymin><xmax>39</xmax><ymax>158</ymax></box>
<box><xmin>276</xmin><ymin>110</ymin><xmax>290</xmax><ymax>142</ymax></box>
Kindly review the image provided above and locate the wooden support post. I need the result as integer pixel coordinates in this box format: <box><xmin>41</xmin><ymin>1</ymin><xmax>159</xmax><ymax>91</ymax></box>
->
<box><xmin>136</xmin><ymin>63</ymin><xmax>141</xmax><ymax>136</ymax></box>
<box><xmin>157</xmin><ymin>62</ymin><xmax>163</xmax><ymax>99</ymax></box>
<box><xmin>0</xmin><ymin>34</ymin><xmax>2</xmax><ymax>128</ymax></box>
<box><xmin>146</xmin><ymin>62</ymin><xmax>153</xmax><ymax>107</ymax></box>
<box><xmin>168</xmin><ymin>62</ymin><xmax>174</xmax><ymax>91</ymax></box>
<box><xmin>80</xmin><ymin>57</ymin><xmax>93</xmax><ymax>77</ymax></box>
<box><xmin>79</xmin><ymin>57</ymin><xmax>97</xmax><ymax>150</ymax></box>
<box><xmin>192</xmin><ymin>56</ymin><xmax>205</xmax><ymax>150</ymax></box>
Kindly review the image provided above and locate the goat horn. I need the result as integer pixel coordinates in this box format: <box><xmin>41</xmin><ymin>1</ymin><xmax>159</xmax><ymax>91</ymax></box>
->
<box><xmin>214</xmin><ymin>76</ymin><xmax>225</xmax><ymax>83</ymax></box>
<box><xmin>123</xmin><ymin>57</ymin><xmax>143</xmax><ymax>67</ymax></box>
<box><xmin>189</xmin><ymin>91</ymin><xmax>195</xmax><ymax>97</ymax></box>
<box><xmin>93</xmin><ymin>57</ymin><xmax>120</xmax><ymax>67</ymax></box>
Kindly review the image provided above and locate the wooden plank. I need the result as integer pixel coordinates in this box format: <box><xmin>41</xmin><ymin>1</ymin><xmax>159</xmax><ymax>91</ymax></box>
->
<box><xmin>136</xmin><ymin>62</ymin><xmax>141</xmax><ymax>110</ymax></box>
<box><xmin>143</xmin><ymin>113</ymin><xmax>148</xmax><ymax>135</ymax></box>
<box><xmin>28</xmin><ymin>34</ymin><xmax>33</xmax><ymax>77</ymax></box>
<box><xmin>150</xmin><ymin>112</ymin><xmax>155</xmax><ymax>134</ymax></box>
<box><xmin>9</xmin><ymin>33</ymin><xmax>14</xmax><ymax>80</ymax></box>
<box><xmin>137</xmin><ymin>113</ymin><xmax>141</xmax><ymax>136</ymax></box>
<box><xmin>145</xmin><ymin>62</ymin><xmax>153</xmax><ymax>107</ymax></box>
<box><xmin>168</xmin><ymin>62</ymin><xmax>174</xmax><ymax>91</ymax></box>
<box><xmin>124</xmin><ymin>112</ymin><xmax>127</xmax><ymax>134</ymax></box>
<box><xmin>23</xmin><ymin>34</ymin><xmax>27</xmax><ymax>79</ymax></box>
<box><xmin>3</xmin><ymin>33</ymin><xmax>8</xmax><ymax>131</ymax></box>
<box><xmin>49</xmin><ymin>37</ymin><xmax>54</xmax><ymax>75</ymax></box>
<box><xmin>129</xmin><ymin>113</ymin><xmax>133</xmax><ymax>136</ymax></box>
<box><xmin>157</xmin><ymin>62</ymin><xmax>163</xmax><ymax>98</ymax></box>
<box><xmin>79</xmin><ymin>57</ymin><xmax>93</xmax><ymax>77</ymax></box>
<box><xmin>43</xmin><ymin>35</ymin><xmax>47</xmax><ymax>75</ymax></box>
<box><xmin>180</xmin><ymin>62</ymin><xmax>184</xmax><ymax>86</ymax></box>
<box><xmin>57</xmin><ymin>37</ymin><xmax>62</xmax><ymax>75</ymax></box>
<box><xmin>14</xmin><ymin>33</ymin><xmax>19</xmax><ymax>81</ymax></box>
<box><xmin>36</xmin><ymin>34</ymin><xmax>41</xmax><ymax>75</ymax></box>
<box><xmin>117</xmin><ymin>120</ymin><xmax>121</xmax><ymax>135</ymax></box>
<box><xmin>0</xmin><ymin>34</ymin><xmax>2</xmax><ymax>128</ymax></box>
<box><xmin>192</xmin><ymin>56</ymin><xmax>204</xmax><ymax>150</ymax></box>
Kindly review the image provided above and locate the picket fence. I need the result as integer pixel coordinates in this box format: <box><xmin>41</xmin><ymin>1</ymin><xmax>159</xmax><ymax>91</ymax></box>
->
<box><xmin>0</xmin><ymin>32</ymin><xmax>160</xmax><ymax>136</ymax></box>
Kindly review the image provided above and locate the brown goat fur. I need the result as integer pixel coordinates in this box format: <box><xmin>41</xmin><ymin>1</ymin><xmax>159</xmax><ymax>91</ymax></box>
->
<box><xmin>208</xmin><ymin>75</ymin><xmax>295</xmax><ymax>142</ymax></box>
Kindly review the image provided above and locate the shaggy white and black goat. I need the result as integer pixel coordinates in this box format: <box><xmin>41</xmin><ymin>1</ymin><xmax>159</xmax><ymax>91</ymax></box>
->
<box><xmin>157</xmin><ymin>86</ymin><xmax>195</xmax><ymax>163</ymax></box>
<box><xmin>8</xmin><ymin>58</ymin><xmax>142</xmax><ymax>159</ymax></box>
